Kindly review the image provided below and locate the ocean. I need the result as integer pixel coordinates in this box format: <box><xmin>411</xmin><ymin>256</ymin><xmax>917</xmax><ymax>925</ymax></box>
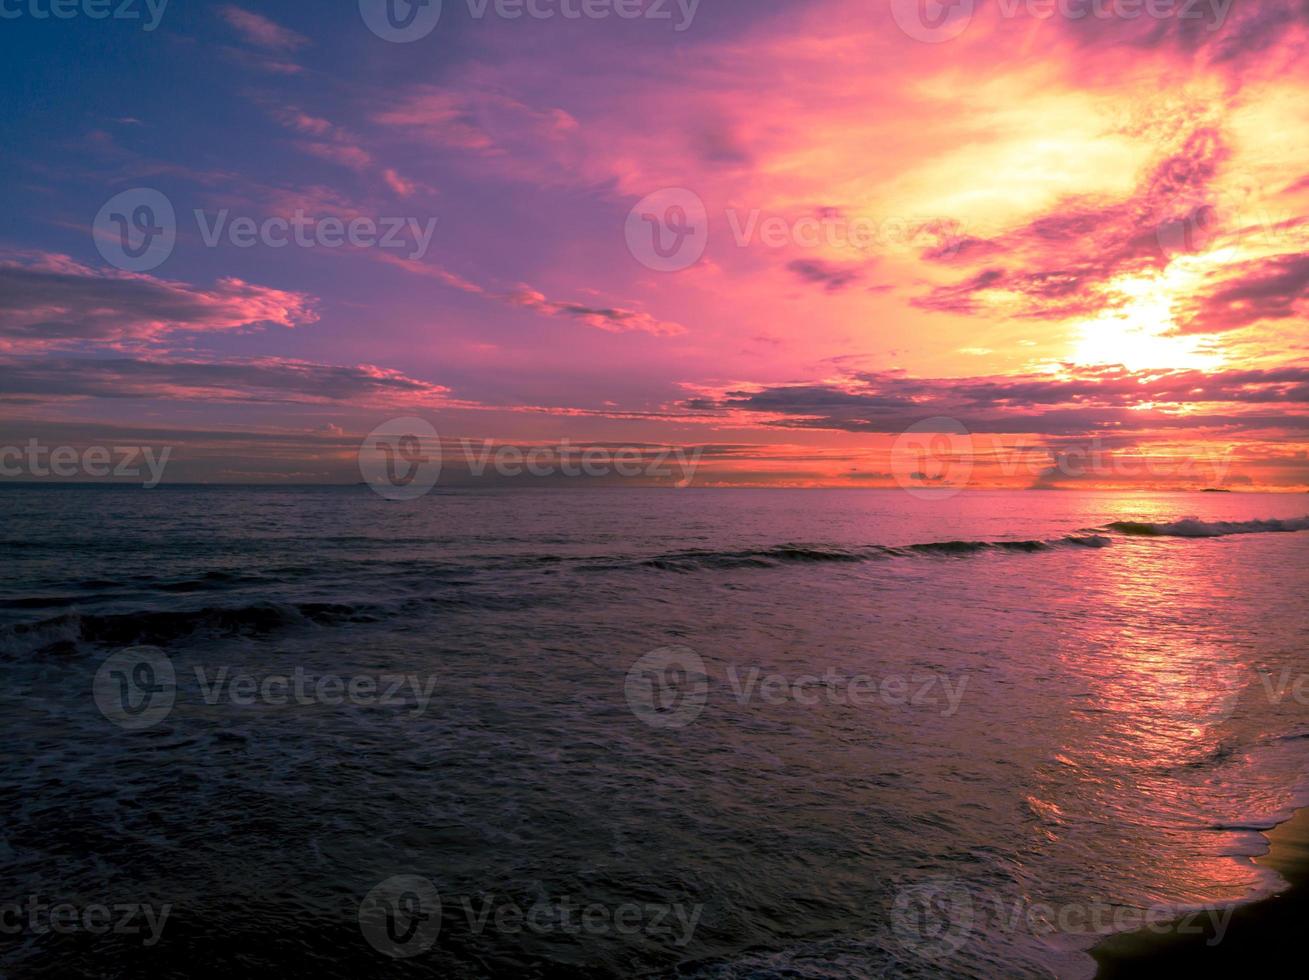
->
<box><xmin>2</xmin><ymin>486</ymin><xmax>1308</xmax><ymax>978</ymax></box>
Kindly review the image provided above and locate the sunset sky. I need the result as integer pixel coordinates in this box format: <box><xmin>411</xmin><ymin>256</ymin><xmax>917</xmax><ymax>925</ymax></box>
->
<box><xmin>2</xmin><ymin>0</ymin><xmax>1308</xmax><ymax>488</ymax></box>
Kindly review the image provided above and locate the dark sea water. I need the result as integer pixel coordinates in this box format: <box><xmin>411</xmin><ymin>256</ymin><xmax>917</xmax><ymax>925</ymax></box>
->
<box><xmin>2</xmin><ymin>487</ymin><xmax>1308</xmax><ymax>978</ymax></box>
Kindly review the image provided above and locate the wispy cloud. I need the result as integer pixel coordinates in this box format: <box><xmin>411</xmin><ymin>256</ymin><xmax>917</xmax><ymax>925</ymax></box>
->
<box><xmin>0</xmin><ymin>355</ymin><xmax>448</xmax><ymax>405</ymax></box>
<box><xmin>689</xmin><ymin>365</ymin><xmax>1309</xmax><ymax>435</ymax></box>
<box><xmin>505</xmin><ymin>287</ymin><xmax>687</xmax><ymax>336</ymax></box>
<box><xmin>0</xmin><ymin>252</ymin><xmax>316</xmax><ymax>353</ymax></box>
<box><xmin>218</xmin><ymin>6</ymin><xmax>309</xmax><ymax>51</ymax></box>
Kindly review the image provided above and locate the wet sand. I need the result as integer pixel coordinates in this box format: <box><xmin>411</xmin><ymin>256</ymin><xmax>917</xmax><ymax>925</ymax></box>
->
<box><xmin>1093</xmin><ymin>806</ymin><xmax>1309</xmax><ymax>977</ymax></box>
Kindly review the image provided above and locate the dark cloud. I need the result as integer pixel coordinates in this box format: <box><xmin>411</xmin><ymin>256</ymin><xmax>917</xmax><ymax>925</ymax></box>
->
<box><xmin>1208</xmin><ymin>0</ymin><xmax>1309</xmax><ymax>63</ymax></box>
<box><xmin>690</xmin><ymin>365</ymin><xmax>1309</xmax><ymax>435</ymax></box>
<box><xmin>0</xmin><ymin>355</ymin><xmax>448</xmax><ymax>404</ymax></box>
<box><xmin>922</xmin><ymin>235</ymin><xmax>1004</xmax><ymax>263</ymax></box>
<box><xmin>503</xmin><ymin>287</ymin><xmax>685</xmax><ymax>335</ymax></box>
<box><xmin>1049</xmin><ymin>0</ymin><xmax>1309</xmax><ymax>67</ymax></box>
<box><xmin>1178</xmin><ymin>253</ymin><xmax>1309</xmax><ymax>333</ymax></box>
<box><xmin>0</xmin><ymin>252</ymin><xmax>316</xmax><ymax>352</ymax></box>
<box><xmin>786</xmin><ymin>259</ymin><xmax>862</xmax><ymax>292</ymax></box>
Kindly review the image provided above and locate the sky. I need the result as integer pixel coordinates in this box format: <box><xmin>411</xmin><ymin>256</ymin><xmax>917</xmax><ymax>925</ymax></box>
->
<box><xmin>1</xmin><ymin>0</ymin><xmax>1308</xmax><ymax>489</ymax></box>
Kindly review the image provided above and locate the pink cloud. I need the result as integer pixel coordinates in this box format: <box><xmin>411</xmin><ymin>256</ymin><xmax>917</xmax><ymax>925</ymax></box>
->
<box><xmin>218</xmin><ymin>6</ymin><xmax>309</xmax><ymax>50</ymax></box>
<box><xmin>276</xmin><ymin>110</ymin><xmax>335</xmax><ymax>137</ymax></box>
<box><xmin>0</xmin><ymin>354</ymin><xmax>449</xmax><ymax>405</ymax></box>
<box><xmin>382</xmin><ymin>168</ymin><xmax>417</xmax><ymax>197</ymax></box>
<box><xmin>266</xmin><ymin>105</ymin><xmax>422</xmax><ymax>195</ymax></box>
<box><xmin>689</xmin><ymin>365</ymin><xmax>1309</xmax><ymax>436</ymax></box>
<box><xmin>373</xmin><ymin>88</ymin><xmax>582</xmax><ymax>174</ymax></box>
<box><xmin>298</xmin><ymin>141</ymin><xmax>374</xmax><ymax>171</ymax></box>
<box><xmin>219</xmin><ymin>46</ymin><xmax>305</xmax><ymax>75</ymax></box>
<box><xmin>0</xmin><ymin>252</ymin><xmax>317</xmax><ymax>353</ymax></box>
<box><xmin>373</xmin><ymin>253</ymin><xmax>686</xmax><ymax>337</ymax></box>
<box><xmin>504</xmin><ymin>287</ymin><xmax>687</xmax><ymax>336</ymax></box>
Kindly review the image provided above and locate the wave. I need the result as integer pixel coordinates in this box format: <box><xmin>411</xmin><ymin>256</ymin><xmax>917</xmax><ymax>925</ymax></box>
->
<box><xmin>588</xmin><ymin>513</ymin><xmax>1306</xmax><ymax>573</ymax></box>
<box><xmin>4</xmin><ymin>517</ymin><xmax>1302</xmax><ymax>646</ymax></box>
<box><xmin>0</xmin><ymin>601</ymin><xmax>378</xmax><ymax>658</ymax></box>
<box><xmin>634</xmin><ymin>545</ymin><xmax>869</xmax><ymax>571</ymax></box>
<box><xmin>587</xmin><ymin>534</ymin><xmax>1115</xmax><ymax>572</ymax></box>
<box><xmin>0</xmin><ymin>589</ymin><xmax>550</xmax><ymax>658</ymax></box>
<box><xmin>1102</xmin><ymin>516</ymin><xmax>1309</xmax><ymax>537</ymax></box>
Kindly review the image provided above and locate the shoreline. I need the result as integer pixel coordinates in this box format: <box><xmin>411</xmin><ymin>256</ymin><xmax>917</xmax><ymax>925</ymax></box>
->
<box><xmin>1092</xmin><ymin>806</ymin><xmax>1309</xmax><ymax>977</ymax></box>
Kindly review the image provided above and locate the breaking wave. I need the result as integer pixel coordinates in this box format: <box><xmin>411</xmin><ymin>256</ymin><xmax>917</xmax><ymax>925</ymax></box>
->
<box><xmin>588</xmin><ymin>534</ymin><xmax>1115</xmax><ymax>572</ymax></box>
<box><xmin>0</xmin><ymin>602</ymin><xmax>379</xmax><ymax>658</ymax></box>
<box><xmin>588</xmin><ymin>513</ymin><xmax>1309</xmax><ymax>573</ymax></box>
<box><xmin>1103</xmin><ymin>516</ymin><xmax>1309</xmax><ymax>537</ymax></box>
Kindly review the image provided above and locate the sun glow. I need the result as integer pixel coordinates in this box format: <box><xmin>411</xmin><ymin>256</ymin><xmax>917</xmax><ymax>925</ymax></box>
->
<box><xmin>1072</xmin><ymin>268</ymin><xmax>1223</xmax><ymax>372</ymax></box>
